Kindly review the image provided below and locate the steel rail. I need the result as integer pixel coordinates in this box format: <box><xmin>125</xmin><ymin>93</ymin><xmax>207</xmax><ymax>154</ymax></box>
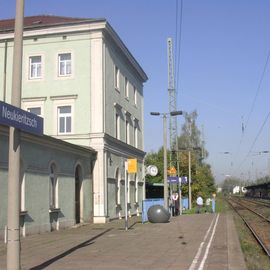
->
<box><xmin>227</xmin><ymin>198</ymin><xmax>270</xmax><ymax>257</ymax></box>
<box><xmin>230</xmin><ymin>197</ymin><xmax>270</xmax><ymax>223</ymax></box>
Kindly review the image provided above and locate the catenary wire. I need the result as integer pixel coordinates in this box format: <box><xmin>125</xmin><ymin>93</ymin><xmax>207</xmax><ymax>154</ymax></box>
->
<box><xmin>231</xmin><ymin>49</ymin><xmax>270</xmax><ymax>177</ymax></box>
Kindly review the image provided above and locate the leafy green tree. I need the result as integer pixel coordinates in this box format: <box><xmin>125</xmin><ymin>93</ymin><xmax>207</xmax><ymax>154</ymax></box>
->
<box><xmin>221</xmin><ymin>177</ymin><xmax>241</xmax><ymax>194</ymax></box>
<box><xmin>145</xmin><ymin>148</ymin><xmax>165</xmax><ymax>184</ymax></box>
<box><xmin>177</xmin><ymin>110</ymin><xmax>208</xmax><ymax>160</ymax></box>
<box><xmin>145</xmin><ymin>110</ymin><xmax>216</xmax><ymax>204</ymax></box>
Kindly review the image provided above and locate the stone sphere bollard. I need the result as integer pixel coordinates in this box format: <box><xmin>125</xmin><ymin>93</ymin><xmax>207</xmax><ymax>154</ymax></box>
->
<box><xmin>147</xmin><ymin>204</ymin><xmax>170</xmax><ymax>223</ymax></box>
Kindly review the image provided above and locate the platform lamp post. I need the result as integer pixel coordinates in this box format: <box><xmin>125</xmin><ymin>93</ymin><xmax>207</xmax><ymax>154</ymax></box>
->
<box><xmin>177</xmin><ymin>147</ymin><xmax>201</xmax><ymax>210</ymax></box>
<box><xmin>150</xmin><ymin>110</ymin><xmax>182</xmax><ymax>210</ymax></box>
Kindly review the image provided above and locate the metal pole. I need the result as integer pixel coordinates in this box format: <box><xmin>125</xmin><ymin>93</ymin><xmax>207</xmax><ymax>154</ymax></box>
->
<box><xmin>163</xmin><ymin>115</ymin><xmax>168</xmax><ymax>209</ymax></box>
<box><xmin>124</xmin><ymin>162</ymin><xmax>128</xmax><ymax>231</ymax></box>
<box><xmin>176</xmin><ymin>144</ymin><xmax>182</xmax><ymax>215</ymax></box>
<box><xmin>188</xmin><ymin>150</ymin><xmax>192</xmax><ymax>210</ymax></box>
<box><xmin>7</xmin><ymin>0</ymin><xmax>24</xmax><ymax>269</ymax></box>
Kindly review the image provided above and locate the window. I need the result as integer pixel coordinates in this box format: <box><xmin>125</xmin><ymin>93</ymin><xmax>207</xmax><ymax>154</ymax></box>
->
<box><xmin>49</xmin><ymin>163</ymin><xmax>58</xmax><ymax>209</ymax></box>
<box><xmin>115</xmin><ymin>113</ymin><xmax>120</xmax><ymax>139</ymax></box>
<box><xmin>22</xmin><ymin>98</ymin><xmax>45</xmax><ymax>118</ymax></box>
<box><xmin>58</xmin><ymin>53</ymin><xmax>72</xmax><ymax>76</ymax></box>
<box><xmin>126</xmin><ymin>120</ymin><xmax>130</xmax><ymax>144</ymax></box>
<box><xmin>116</xmin><ymin>168</ymin><xmax>121</xmax><ymax>205</ymax></box>
<box><xmin>27</xmin><ymin>107</ymin><xmax>41</xmax><ymax>116</ymax></box>
<box><xmin>29</xmin><ymin>56</ymin><xmax>42</xmax><ymax>79</ymax></box>
<box><xmin>57</xmin><ymin>105</ymin><xmax>72</xmax><ymax>134</ymax></box>
<box><xmin>134</xmin><ymin>125</ymin><xmax>138</xmax><ymax>148</ymax></box>
<box><xmin>125</xmin><ymin>77</ymin><xmax>129</xmax><ymax>98</ymax></box>
<box><xmin>114</xmin><ymin>65</ymin><xmax>120</xmax><ymax>90</ymax></box>
<box><xmin>133</xmin><ymin>85</ymin><xmax>137</xmax><ymax>106</ymax></box>
<box><xmin>20</xmin><ymin>172</ymin><xmax>25</xmax><ymax>212</ymax></box>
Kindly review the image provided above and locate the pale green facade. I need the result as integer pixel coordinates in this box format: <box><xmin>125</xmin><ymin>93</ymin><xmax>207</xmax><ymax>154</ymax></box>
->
<box><xmin>0</xmin><ymin>125</ymin><xmax>95</xmax><ymax>238</ymax></box>
<box><xmin>0</xmin><ymin>16</ymin><xmax>148</xmax><ymax>223</ymax></box>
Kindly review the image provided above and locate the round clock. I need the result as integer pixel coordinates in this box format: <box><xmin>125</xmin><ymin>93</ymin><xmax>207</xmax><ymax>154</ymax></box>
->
<box><xmin>147</xmin><ymin>165</ymin><xmax>158</xmax><ymax>176</ymax></box>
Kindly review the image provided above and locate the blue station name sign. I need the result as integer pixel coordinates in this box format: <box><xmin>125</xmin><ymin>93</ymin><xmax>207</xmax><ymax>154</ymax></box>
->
<box><xmin>0</xmin><ymin>101</ymin><xmax>43</xmax><ymax>136</ymax></box>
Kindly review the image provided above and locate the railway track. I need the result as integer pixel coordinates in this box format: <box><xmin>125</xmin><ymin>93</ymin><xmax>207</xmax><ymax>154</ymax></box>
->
<box><xmin>227</xmin><ymin>196</ymin><xmax>270</xmax><ymax>257</ymax></box>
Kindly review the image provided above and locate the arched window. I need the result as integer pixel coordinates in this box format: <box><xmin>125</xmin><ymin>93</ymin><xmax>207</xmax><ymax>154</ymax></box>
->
<box><xmin>49</xmin><ymin>163</ymin><xmax>58</xmax><ymax>209</ymax></box>
<box><xmin>20</xmin><ymin>161</ymin><xmax>25</xmax><ymax>212</ymax></box>
<box><xmin>115</xmin><ymin>168</ymin><xmax>120</xmax><ymax>204</ymax></box>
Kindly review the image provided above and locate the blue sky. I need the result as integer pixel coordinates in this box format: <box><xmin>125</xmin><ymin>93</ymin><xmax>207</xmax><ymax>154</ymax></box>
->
<box><xmin>2</xmin><ymin>0</ymin><xmax>270</xmax><ymax>183</ymax></box>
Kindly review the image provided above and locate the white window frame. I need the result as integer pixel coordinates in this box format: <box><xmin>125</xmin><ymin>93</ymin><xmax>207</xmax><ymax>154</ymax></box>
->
<box><xmin>134</xmin><ymin>173</ymin><xmax>138</xmax><ymax>203</ymax></box>
<box><xmin>20</xmin><ymin>174</ymin><xmax>25</xmax><ymax>212</ymax></box>
<box><xmin>58</xmin><ymin>52</ymin><xmax>72</xmax><ymax>77</ymax></box>
<box><xmin>125</xmin><ymin>77</ymin><xmax>129</xmax><ymax>99</ymax></box>
<box><xmin>57</xmin><ymin>105</ymin><xmax>72</xmax><ymax>134</ymax></box>
<box><xmin>51</xmin><ymin>96</ymin><xmax>76</xmax><ymax>136</ymax></box>
<box><xmin>134</xmin><ymin>125</ymin><xmax>138</xmax><ymax>148</ymax></box>
<box><xmin>28</xmin><ymin>55</ymin><xmax>43</xmax><ymax>80</ymax></box>
<box><xmin>133</xmin><ymin>85</ymin><xmax>137</xmax><ymax>106</ymax></box>
<box><xmin>114</xmin><ymin>65</ymin><xmax>120</xmax><ymax>91</ymax></box>
<box><xmin>125</xmin><ymin>112</ymin><xmax>132</xmax><ymax>145</ymax></box>
<box><xmin>134</xmin><ymin>118</ymin><xmax>139</xmax><ymax>148</ymax></box>
<box><xmin>115</xmin><ymin>112</ymin><xmax>120</xmax><ymax>140</ymax></box>
<box><xmin>22</xmin><ymin>97</ymin><xmax>46</xmax><ymax>118</ymax></box>
<box><xmin>116</xmin><ymin>168</ymin><xmax>121</xmax><ymax>205</ymax></box>
<box><xmin>126</xmin><ymin>119</ymin><xmax>130</xmax><ymax>144</ymax></box>
<box><xmin>27</xmin><ymin>107</ymin><xmax>42</xmax><ymax>116</ymax></box>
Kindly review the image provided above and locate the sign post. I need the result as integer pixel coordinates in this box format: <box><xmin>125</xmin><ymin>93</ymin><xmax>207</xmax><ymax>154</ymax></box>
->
<box><xmin>6</xmin><ymin>1</ymin><xmax>24</xmax><ymax>269</ymax></box>
<box><xmin>124</xmin><ymin>161</ymin><xmax>128</xmax><ymax>231</ymax></box>
<box><xmin>124</xmin><ymin>159</ymin><xmax>137</xmax><ymax>231</ymax></box>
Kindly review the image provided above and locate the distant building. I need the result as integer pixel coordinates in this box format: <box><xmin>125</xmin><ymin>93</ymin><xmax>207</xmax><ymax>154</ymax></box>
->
<box><xmin>0</xmin><ymin>15</ymin><xmax>148</xmax><ymax>223</ymax></box>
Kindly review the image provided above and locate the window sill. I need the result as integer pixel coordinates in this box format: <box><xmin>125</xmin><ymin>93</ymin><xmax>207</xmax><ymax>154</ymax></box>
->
<box><xmin>49</xmin><ymin>207</ymin><xmax>61</xmax><ymax>213</ymax></box>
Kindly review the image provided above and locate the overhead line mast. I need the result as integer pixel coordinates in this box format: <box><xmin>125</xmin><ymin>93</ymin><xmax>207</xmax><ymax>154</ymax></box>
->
<box><xmin>167</xmin><ymin>37</ymin><xmax>178</xmax><ymax>165</ymax></box>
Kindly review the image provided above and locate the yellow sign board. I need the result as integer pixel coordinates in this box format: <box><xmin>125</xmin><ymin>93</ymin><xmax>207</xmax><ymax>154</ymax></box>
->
<box><xmin>167</xmin><ymin>166</ymin><xmax>176</xmax><ymax>176</ymax></box>
<box><xmin>127</xmin><ymin>159</ymin><xmax>137</xmax><ymax>173</ymax></box>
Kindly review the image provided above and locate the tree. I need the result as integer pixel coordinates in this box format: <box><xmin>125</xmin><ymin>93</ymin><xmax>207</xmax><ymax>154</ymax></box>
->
<box><xmin>176</xmin><ymin>111</ymin><xmax>214</xmax><ymax>200</ymax></box>
<box><xmin>177</xmin><ymin>110</ymin><xmax>208</xmax><ymax>160</ymax></box>
<box><xmin>221</xmin><ymin>177</ymin><xmax>241</xmax><ymax>195</ymax></box>
<box><xmin>144</xmin><ymin>148</ymin><xmax>165</xmax><ymax>184</ymax></box>
<box><xmin>145</xmin><ymin>110</ymin><xmax>216</xmax><ymax>203</ymax></box>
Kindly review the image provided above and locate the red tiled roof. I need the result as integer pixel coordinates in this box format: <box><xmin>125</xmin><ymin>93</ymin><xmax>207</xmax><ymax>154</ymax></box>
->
<box><xmin>0</xmin><ymin>15</ymin><xmax>100</xmax><ymax>31</ymax></box>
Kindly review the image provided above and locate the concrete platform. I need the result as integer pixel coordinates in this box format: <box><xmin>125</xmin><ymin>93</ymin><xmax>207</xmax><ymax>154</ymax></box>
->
<box><xmin>0</xmin><ymin>212</ymin><xmax>247</xmax><ymax>270</ymax></box>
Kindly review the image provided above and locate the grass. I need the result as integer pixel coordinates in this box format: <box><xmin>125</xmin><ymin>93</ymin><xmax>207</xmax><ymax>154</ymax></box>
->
<box><xmin>233</xmin><ymin>210</ymin><xmax>270</xmax><ymax>269</ymax></box>
<box><xmin>223</xmin><ymin>197</ymin><xmax>270</xmax><ymax>270</ymax></box>
<box><xmin>182</xmin><ymin>196</ymin><xmax>227</xmax><ymax>214</ymax></box>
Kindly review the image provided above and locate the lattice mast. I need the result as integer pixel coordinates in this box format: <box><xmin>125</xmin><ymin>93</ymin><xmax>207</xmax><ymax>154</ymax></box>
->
<box><xmin>167</xmin><ymin>37</ymin><xmax>178</xmax><ymax>166</ymax></box>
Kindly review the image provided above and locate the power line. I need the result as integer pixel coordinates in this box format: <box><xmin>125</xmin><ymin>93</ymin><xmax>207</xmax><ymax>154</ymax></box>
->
<box><xmin>247</xmin><ymin>110</ymin><xmax>270</xmax><ymax>155</ymax></box>
<box><xmin>245</xmin><ymin>49</ymin><xmax>270</xmax><ymax>129</ymax></box>
<box><xmin>231</xmin><ymin>49</ymin><xmax>270</xmax><ymax>176</ymax></box>
<box><xmin>175</xmin><ymin>0</ymin><xmax>183</xmax><ymax>94</ymax></box>
<box><xmin>233</xmin><ymin>109</ymin><xmax>270</xmax><ymax>176</ymax></box>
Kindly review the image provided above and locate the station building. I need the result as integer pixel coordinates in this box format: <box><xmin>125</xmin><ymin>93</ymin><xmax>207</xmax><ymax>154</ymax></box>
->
<box><xmin>0</xmin><ymin>124</ymin><xmax>96</xmax><ymax>238</ymax></box>
<box><xmin>0</xmin><ymin>15</ymin><xmax>148</xmax><ymax>232</ymax></box>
